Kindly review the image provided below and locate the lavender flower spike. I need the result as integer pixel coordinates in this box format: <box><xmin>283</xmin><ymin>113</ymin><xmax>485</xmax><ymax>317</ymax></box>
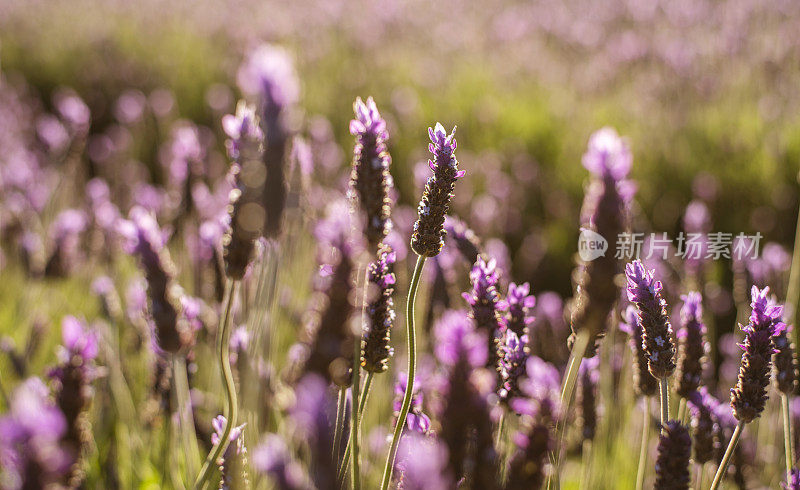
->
<box><xmin>731</xmin><ymin>285</ymin><xmax>784</xmax><ymax>423</ymax></box>
<box><xmin>463</xmin><ymin>255</ymin><xmax>505</xmax><ymax>369</ymax></box>
<box><xmin>410</xmin><ymin>123</ymin><xmax>464</xmax><ymax>257</ymax></box>
<box><xmin>619</xmin><ymin>305</ymin><xmax>658</xmax><ymax>397</ymax></box>
<box><xmin>222</xmin><ymin>101</ymin><xmax>265</xmax><ymax>280</ymax></box>
<box><xmin>626</xmin><ymin>260</ymin><xmax>675</xmax><ymax>379</ymax></box>
<box><xmin>498</xmin><ymin>329</ymin><xmax>528</xmax><ymax>403</ymax></box>
<box><xmin>362</xmin><ymin>244</ymin><xmax>397</xmax><ymax>374</ymax></box>
<box><xmin>654</xmin><ymin>420</ymin><xmax>691</xmax><ymax>490</ymax></box>
<box><xmin>687</xmin><ymin>388</ymin><xmax>721</xmax><ymax>465</ymax></box>
<box><xmin>569</xmin><ymin>127</ymin><xmax>635</xmax><ymax>355</ymax></box>
<box><xmin>785</xmin><ymin>469</ymin><xmax>800</xmax><ymax>490</ymax></box>
<box><xmin>675</xmin><ymin>291</ymin><xmax>708</xmax><ymax>399</ymax></box>
<box><xmin>212</xmin><ymin>415</ymin><xmax>249</xmax><ymax>490</ymax></box>
<box><xmin>773</xmin><ymin>323</ymin><xmax>798</xmax><ymax>395</ymax></box>
<box><xmin>577</xmin><ymin>355</ymin><xmax>600</xmax><ymax>442</ymax></box>
<box><xmin>505</xmin><ymin>282</ymin><xmax>536</xmax><ymax>338</ymax></box>
<box><xmin>349</xmin><ymin>96</ymin><xmax>394</xmax><ymax>249</ymax></box>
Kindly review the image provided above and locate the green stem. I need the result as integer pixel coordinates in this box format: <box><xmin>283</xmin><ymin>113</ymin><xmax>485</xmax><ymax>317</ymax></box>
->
<box><xmin>677</xmin><ymin>397</ymin><xmax>687</xmax><ymax>425</ymax></box>
<box><xmin>333</xmin><ymin>388</ymin><xmax>347</xmax><ymax>460</ymax></box>
<box><xmin>350</xmin><ymin>320</ymin><xmax>363</xmax><ymax>489</ymax></box>
<box><xmin>338</xmin><ymin>373</ymin><xmax>375</xmax><ymax>484</ymax></box>
<box><xmin>496</xmin><ymin>412</ymin><xmax>506</xmax><ymax>449</ymax></box>
<box><xmin>380</xmin><ymin>255</ymin><xmax>426</xmax><ymax>490</ymax></box>
<box><xmin>550</xmin><ymin>328</ymin><xmax>591</xmax><ymax>488</ymax></box>
<box><xmin>194</xmin><ymin>280</ymin><xmax>239</xmax><ymax>490</ymax></box>
<box><xmin>635</xmin><ymin>398</ymin><xmax>649</xmax><ymax>490</ymax></box>
<box><xmin>173</xmin><ymin>356</ymin><xmax>200</xmax><ymax>484</ymax></box>
<box><xmin>658</xmin><ymin>378</ymin><xmax>669</xmax><ymax>431</ymax></box>
<box><xmin>784</xmin><ymin>393</ymin><xmax>796</xmax><ymax>482</ymax></box>
<box><xmin>786</xmin><ymin>194</ymin><xmax>800</xmax><ymax>348</ymax></box>
<box><xmin>710</xmin><ymin>421</ymin><xmax>744</xmax><ymax>490</ymax></box>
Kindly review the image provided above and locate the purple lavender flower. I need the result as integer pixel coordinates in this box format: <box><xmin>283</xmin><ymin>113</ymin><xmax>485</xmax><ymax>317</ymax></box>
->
<box><xmin>222</xmin><ymin>102</ymin><xmax>265</xmax><ymax>280</ymax></box>
<box><xmin>498</xmin><ymin>329</ymin><xmax>528</xmax><ymax>403</ymax></box>
<box><xmin>212</xmin><ymin>415</ymin><xmax>249</xmax><ymax>490</ymax></box>
<box><xmin>287</xmin><ymin>375</ymin><xmax>337</xmax><ymax>487</ymax></box>
<box><xmin>577</xmin><ymin>355</ymin><xmax>600</xmax><ymax>441</ymax></box>
<box><xmin>785</xmin><ymin>469</ymin><xmax>800</xmax><ymax>490</ymax></box>
<box><xmin>675</xmin><ymin>292</ymin><xmax>708</xmax><ymax>399</ymax></box>
<box><xmin>619</xmin><ymin>305</ymin><xmax>658</xmax><ymax>397</ymax></box>
<box><xmin>252</xmin><ymin>434</ymin><xmax>310</xmax><ymax>490</ymax></box>
<box><xmin>570</xmin><ymin>127</ymin><xmax>635</xmax><ymax>356</ymax></box>
<box><xmin>773</xmin><ymin>322</ymin><xmax>797</xmax><ymax>395</ymax></box>
<box><xmin>626</xmin><ymin>260</ymin><xmax>675</xmax><ymax>379</ymax></box>
<box><xmin>410</xmin><ymin>123</ymin><xmax>465</xmax><ymax>257</ymax></box>
<box><xmin>653</xmin><ymin>420</ymin><xmax>691</xmax><ymax>490</ymax></box>
<box><xmin>294</xmin><ymin>201</ymin><xmax>364</xmax><ymax>387</ymax></box>
<box><xmin>49</xmin><ymin>317</ymin><xmax>98</xmax><ymax>488</ymax></box>
<box><xmin>510</xmin><ymin>356</ymin><xmax>562</xmax><ymax>423</ymax></box>
<box><xmin>731</xmin><ymin>286</ymin><xmax>784</xmax><ymax>423</ymax></box>
<box><xmin>433</xmin><ymin>309</ymin><xmax>499</xmax><ymax>488</ymax></box>
<box><xmin>687</xmin><ymin>388</ymin><xmax>720</xmax><ymax>465</ymax></box>
<box><xmin>462</xmin><ymin>256</ymin><xmax>505</xmax><ymax>369</ymax></box>
<box><xmin>505</xmin><ymin>423</ymin><xmax>552</xmax><ymax>490</ymax></box>
<box><xmin>362</xmin><ymin>244</ymin><xmax>397</xmax><ymax>374</ymax></box>
<box><xmin>505</xmin><ymin>282</ymin><xmax>536</xmax><ymax>338</ymax></box>
<box><xmin>394</xmin><ymin>434</ymin><xmax>451</xmax><ymax>489</ymax></box>
<box><xmin>348</xmin><ymin>96</ymin><xmax>394</xmax><ymax>249</ymax></box>
<box><xmin>393</xmin><ymin>372</ymin><xmax>431</xmax><ymax>435</ymax></box>
<box><xmin>0</xmin><ymin>377</ymin><xmax>71</xmax><ymax>490</ymax></box>
<box><xmin>443</xmin><ymin>216</ymin><xmax>483</xmax><ymax>264</ymax></box>
<box><xmin>237</xmin><ymin>44</ymin><xmax>298</xmax><ymax>239</ymax></box>
<box><xmin>118</xmin><ymin>207</ymin><xmax>188</xmax><ymax>353</ymax></box>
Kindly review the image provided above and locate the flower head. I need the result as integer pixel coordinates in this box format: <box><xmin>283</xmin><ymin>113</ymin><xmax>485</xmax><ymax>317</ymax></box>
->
<box><xmin>625</xmin><ymin>260</ymin><xmax>675</xmax><ymax>379</ymax></box>
<box><xmin>687</xmin><ymin>388</ymin><xmax>721</xmax><ymax>465</ymax></box>
<box><xmin>410</xmin><ymin>123</ymin><xmax>464</xmax><ymax>257</ymax></box>
<box><xmin>653</xmin><ymin>420</ymin><xmax>691</xmax><ymax>490</ymax></box>
<box><xmin>505</xmin><ymin>282</ymin><xmax>536</xmax><ymax>338</ymax></box>
<box><xmin>362</xmin><ymin>244</ymin><xmax>397</xmax><ymax>373</ymax></box>
<box><xmin>619</xmin><ymin>305</ymin><xmax>658</xmax><ymax>397</ymax></box>
<box><xmin>731</xmin><ymin>286</ymin><xmax>784</xmax><ymax>422</ymax></box>
<box><xmin>498</xmin><ymin>329</ymin><xmax>529</xmax><ymax>402</ymax></box>
<box><xmin>675</xmin><ymin>292</ymin><xmax>708</xmax><ymax>398</ymax></box>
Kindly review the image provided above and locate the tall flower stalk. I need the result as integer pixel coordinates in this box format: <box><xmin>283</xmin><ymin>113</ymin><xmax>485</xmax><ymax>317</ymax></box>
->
<box><xmin>380</xmin><ymin>122</ymin><xmax>463</xmax><ymax>490</ymax></box>
<box><xmin>626</xmin><ymin>260</ymin><xmax>676</xmax><ymax>429</ymax></box>
<box><xmin>711</xmin><ymin>286</ymin><xmax>784</xmax><ymax>489</ymax></box>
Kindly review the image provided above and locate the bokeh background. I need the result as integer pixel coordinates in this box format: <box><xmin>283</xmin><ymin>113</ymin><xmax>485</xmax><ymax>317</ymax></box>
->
<box><xmin>2</xmin><ymin>0</ymin><xmax>800</xmax><ymax>488</ymax></box>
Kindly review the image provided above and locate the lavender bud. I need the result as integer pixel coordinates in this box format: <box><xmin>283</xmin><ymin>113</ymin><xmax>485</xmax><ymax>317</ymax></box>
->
<box><xmin>785</xmin><ymin>469</ymin><xmax>800</xmax><ymax>490</ymax></box>
<box><xmin>362</xmin><ymin>244</ymin><xmax>397</xmax><ymax>374</ymax></box>
<box><xmin>653</xmin><ymin>420</ymin><xmax>691</xmax><ymax>490</ymax></box>
<box><xmin>686</xmin><ymin>388</ymin><xmax>720</xmax><ymax>465</ymax></box>
<box><xmin>49</xmin><ymin>317</ymin><xmax>99</xmax><ymax>489</ymax></box>
<box><xmin>393</xmin><ymin>372</ymin><xmax>431</xmax><ymax>435</ymax></box>
<box><xmin>675</xmin><ymin>292</ymin><xmax>708</xmax><ymax>399</ymax></box>
<box><xmin>410</xmin><ymin>123</ymin><xmax>465</xmax><ymax>257</ymax></box>
<box><xmin>773</xmin><ymin>323</ymin><xmax>797</xmax><ymax>395</ymax></box>
<box><xmin>0</xmin><ymin>378</ymin><xmax>71</xmax><ymax>489</ymax></box>
<box><xmin>118</xmin><ymin>207</ymin><xmax>189</xmax><ymax>353</ymax></box>
<box><xmin>619</xmin><ymin>305</ymin><xmax>658</xmax><ymax>397</ymax></box>
<box><xmin>237</xmin><ymin>45</ymin><xmax>298</xmax><ymax>238</ymax></box>
<box><xmin>505</xmin><ymin>282</ymin><xmax>536</xmax><ymax>338</ymax></box>
<box><xmin>731</xmin><ymin>286</ymin><xmax>784</xmax><ymax>423</ymax></box>
<box><xmin>625</xmin><ymin>260</ymin><xmax>675</xmax><ymax>379</ymax></box>
<box><xmin>348</xmin><ymin>97</ymin><xmax>394</xmax><ymax>249</ymax></box>
<box><xmin>577</xmin><ymin>355</ymin><xmax>600</xmax><ymax>442</ymax></box>
<box><xmin>505</xmin><ymin>423</ymin><xmax>552</xmax><ymax>490</ymax></box>
<box><xmin>569</xmin><ymin>128</ymin><xmax>634</xmax><ymax>355</ymax></box>
<box><xmin>498</xmin><ymin>329</ymin><xmax>528</xmax><ymax>404</ymax></box>
<box><xmin>221</xmin><ymin>102</ymin><xmax>265</xmax><ymax>280</ymax></box>
<box><xmin>462</xmin><ymin>256</ymin><xmax>505</xmax><ymax>369</ymax></box>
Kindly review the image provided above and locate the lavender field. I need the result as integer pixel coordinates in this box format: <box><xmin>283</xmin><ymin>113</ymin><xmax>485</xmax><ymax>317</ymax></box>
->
<box><xmin>2</xmin><ymin>1</ymin><xmax>800</xmax><ymax>489</ymax></box>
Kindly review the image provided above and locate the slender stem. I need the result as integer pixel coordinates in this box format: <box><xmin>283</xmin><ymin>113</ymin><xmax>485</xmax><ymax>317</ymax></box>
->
<box><xmin>350</xmin><ymin>335</ymin><xmax>362</xmax><ymax>489</ymax></box>
<box><xmin>194</xmin><ymin>280</ymin><xmax>239</xmax><ymax>490</ymax></box>
<box><xmin>710</xmin><ymin>421</ymin><xmax>745</xmax><ymax>490</ymax></box>
<box><xmin>338</xmin><ymin>373</ymin><xmax>375</xmax><ymax>484</ymax></box>
<box><xmin>173</xmin><ymin>356</ymin><xmax>200</xmax><ymax>483</ymax></box>
<box><xmin>635</xmin><ymin>398</ymin><xmax>650</xmax><ymax>490</ymax></box>
<box><xmin>785</xmin><ymin>196</ymin><xmax>800</xmax><ymax>348</ymax></box>
<box><xmin>784</xmin><ymin>393</ymin><xmax>796</xmax><ymax>481</ymax></box>
<box><xmin>658</xmin><ymin>378</ymin><xmax>669</xmax><ymax>431</ymax></box>
<box><xmin>380</xmin><ymin>254</ymin><xmax>426</xmax><ymax>490</ymax></box>
<box><xmin>676</xmin><ymin>397</ymin><xmax>687</xmax><ymax>425</ymax></box>
<box><xmin>550</xmin><ymin>328</ymin><xmax>591</xmax><ymax>488</ymax></box>
<box><xmin>579</xmin><ymin>439</ymin><xmax>593</xmax><ymax>490</ymax></box>
<box><xmin>496</xmin><ymin>412</ymin><xmax>506</xmax><ymax>449</ymax></box>
<box><xmin>333</xmin><ymin>388</ymin><xmax>347</xmax><ymax>460</ymax></box>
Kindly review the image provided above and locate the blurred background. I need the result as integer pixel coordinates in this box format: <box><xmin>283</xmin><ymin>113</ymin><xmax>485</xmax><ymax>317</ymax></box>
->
<box><xmin>2</xmin><ymin>0</ymin><xmax>799</xmax><ymax>296</ymax></box>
